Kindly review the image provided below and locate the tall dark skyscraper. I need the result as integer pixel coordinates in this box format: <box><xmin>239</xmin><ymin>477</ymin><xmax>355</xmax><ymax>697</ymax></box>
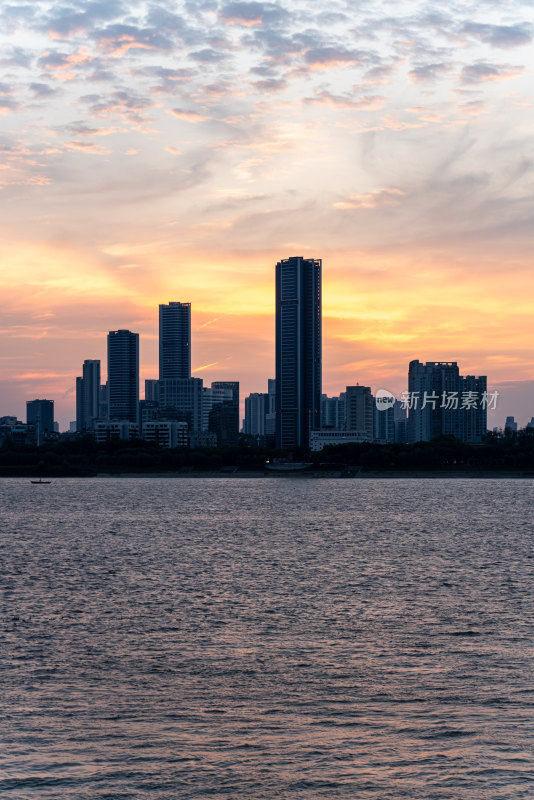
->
<box><xmin>275</xmin><ymin>256</ymin><xmax>322</xmax><ymax>449</ymax></box>
<box><xmin>159</xmin><ymin>302</ymin><xmax>191</xmax><ymax>380</ymax></box>
<box><xmin>209</xmin><ymin>381</ymin><xmax>239</xmax><ymax>447</ymax></box>
<box><xmin>107</xmin><ymin>330</ymin><xmax>139</xmax><ymax>423</ymax></box>
<box><xmin>76</xmin><ymin>359</ymin><xmax>101</xmax><ymax>431</ymax></box>
<box><xmin>27</xmin><ymin>399</ymin><xmax>54</xmax><ymax>443</ymax></box>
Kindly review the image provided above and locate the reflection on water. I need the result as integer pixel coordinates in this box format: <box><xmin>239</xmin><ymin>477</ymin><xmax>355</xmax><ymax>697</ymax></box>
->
<box><xmin>1</xmin><ymin>478</ymin><xmax>533</xmax><ymax>799</ymax></box>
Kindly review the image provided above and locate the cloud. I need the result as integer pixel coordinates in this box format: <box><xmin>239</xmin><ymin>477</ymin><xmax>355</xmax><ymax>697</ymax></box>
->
<box><xmin>408</xmin><ymin>62</ymin><xmax>454</xmax><ymax>83</ymax></box>
<box><xmin>79</xmin><ymin>90</ymin><xmax>154</xmax><ymax>126</ymax></box>
<box><xmin>252</xmin><ymin>77</ymin><xmax>287</xmax><ymax>92</ymax></box>
<box><xmin>167</xmin><ymin>108</ymin><xmax>210</xmax><ymax>122</ymax></box>
<box><xmin>42</xmin><ymin>0</ymin><xmax>126</xmax><ymax>38</ymax></box>
<box><xmin>303</xmin><ymin>46</ymin><xmax>375</xmax><ymax>71</ymax></box>
<box><xmin>37</xmin><ymin>48</ymin><xmax>94</xmax><ymax>80</ymax></box>
<box><xmin>461</xmin><ymin>61</ymin><xmax>525</xmax><ymax>84</ymax></box>
<box><xmin>94</xmin><ymin>24</ymin><xmax>174</xmax><ymax>57</ymax></box>
<box><xmin>333</xmin><ymin>188</ymin><xmax>405</xmax><ymax>210</ymax></box>
<box><xmin>65</xmin><ymin>139</ymin><xmax>112</xmax><ymax>156</ymax></box>
<box><xmin>304</xmin><ymin>89</ymin><xmax>385</xmax><ymax>110</ymax></box>
<box><xmin>0</xmin><ymin>83</ymin><xmax>19</xmax><ymax>113</ymax></box>
<box><xmin>29</xmin><ymin>82</ymin><xmax>58</xmax><ymax>98</ymax></box>
<box><xmin>220</xmin><ymin>2</ymin><xmax>288</xmax><ymax>28</ymax></box>
<box><xmin>189</xmin><ymin>48</ymin><xmax>229</xmax><ymax>63</ymax></box>
<box><xmin>0</xmin><ymin>45</ymin><xmax>32</xmax><ymax>68</ymax></box>
<box><xmin>462</xmin><ymin>22</ymin><xmax>532</xmax><ymax>49</ymax></box>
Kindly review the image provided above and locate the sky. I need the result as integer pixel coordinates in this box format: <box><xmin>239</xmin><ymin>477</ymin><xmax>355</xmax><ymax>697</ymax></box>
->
<box><xmin>1</xmin><ymin>0</ymin><xmax>534</xmax><ymax>429</ymax></box>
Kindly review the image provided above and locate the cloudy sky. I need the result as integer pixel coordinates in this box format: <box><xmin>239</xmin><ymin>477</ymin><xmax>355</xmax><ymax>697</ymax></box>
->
<box><xmin>1</xmin><ymin>0</ymin><xmax>534</xmax><ymax>427</ymax></box>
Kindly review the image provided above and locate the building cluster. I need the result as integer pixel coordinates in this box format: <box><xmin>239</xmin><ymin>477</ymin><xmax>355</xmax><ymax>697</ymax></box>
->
<box><xmin>3</xmin><ymin>255</ymin><xmax>516</xmax><ymax>451</ymax></box>
<box><xmin>74</xmin><ymin>302</ymin><xmax>240</xmax><ymax>448</ymax></box>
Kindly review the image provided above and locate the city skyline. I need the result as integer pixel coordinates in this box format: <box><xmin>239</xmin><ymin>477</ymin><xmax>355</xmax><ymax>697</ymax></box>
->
<box><xmin>1</xmin><ymin>0</ymin><xmax>533</xmax><ymax>426</ymax></box>
<box><xmin>1</xmin><ymin>281</ymin><xmax>528</xmax><ymax>431</ymax></box>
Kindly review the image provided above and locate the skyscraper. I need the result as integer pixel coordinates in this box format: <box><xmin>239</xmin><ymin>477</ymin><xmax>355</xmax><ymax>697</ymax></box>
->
<box><xmin>26</xmin><ymin>399</ymin><xmax>54</xmax><ymax>444</ymax></box>
<box><xmin>76</xmin><ymin>359</ymin><xmax>101</xmax><ymax>431</ymax></box>
<box><xmin>345</xmin><ymin>385</ymin><xmax>374</xmax><ymax>440</ymax></box>
<box><xmin>159</xmin><ymin>301</ymin><xmax>191</xmax><ymax>380</ymax></box>
<box><xmin>275</xmin><ymin>256</ymin><xmax>321</xmax><ymax>449</ymax></box>
<box><xmin>107</xmin><ymin>330</ymin><xmax>139</xmax><ymax>423</ymax></box>
<box><xmin>209</xmin><ymin>381</ymin><xmax>239</xmax><ymax>447</ymax></box>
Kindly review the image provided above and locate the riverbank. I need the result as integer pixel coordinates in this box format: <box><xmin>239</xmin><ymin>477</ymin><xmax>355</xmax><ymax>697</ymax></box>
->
<box><xmin>91</xmin><ymin>470</ymin><xmax>534</xmax><ymax>479</ymax></box>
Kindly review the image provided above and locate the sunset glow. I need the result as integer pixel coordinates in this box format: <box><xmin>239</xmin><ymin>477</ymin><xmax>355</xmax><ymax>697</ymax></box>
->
<box><xmin>1</xmin><ymin>0</ymin><xmax>534</xmax><ymax>426</ymax></box>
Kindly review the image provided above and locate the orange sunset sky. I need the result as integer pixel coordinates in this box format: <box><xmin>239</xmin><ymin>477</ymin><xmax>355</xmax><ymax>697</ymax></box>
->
<box><xmin>1</xmin><ymin>0</ymin><xmax>534</xmax><ymax>428</ymax></box>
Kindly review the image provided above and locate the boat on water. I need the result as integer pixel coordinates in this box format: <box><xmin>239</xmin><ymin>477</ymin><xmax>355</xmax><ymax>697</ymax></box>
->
<box><xmin>31</xmin><ymin>479</ymin><xmax>51</xmax><ymax>484</ymax></box>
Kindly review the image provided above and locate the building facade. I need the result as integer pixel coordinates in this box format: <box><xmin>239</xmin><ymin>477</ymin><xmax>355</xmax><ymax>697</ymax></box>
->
<box><xmin>159</xmin><ymin>301</ymin><xmax>191</xmax><ymax>380</ymax></box>
<box><xmin>143</xmin><ymin>420</ymin><xmax>188</xmax><ymax>448</ymax></box>
<box><xmin>158</xmin><ymin>377</ymin><xmax>203</xmax><ymax>432</ymax></box>
<box><xmin>407</xmin><ymin>360</ymin><xmax>487</xmax><ymax>443</ymax></box>
<box><xmin>244</xmin><ymin>392</ymin><xmax>269</xmax><ymax>436</ymax></box>
<box><xmin>76</xmin><ymin>359</ymin><xmax>101</xmax><ymax>432</ymax></box>
<box><xmin>107</xmin><ymin>330</ymin><xmax>139</xmax><ymax>423</ymax></box>
<box><xmin>26</xmin><ymin>399</ymin><xmax>54</xmax><ymax>443</ymax></box>
<box><xmin>345</xmin><ymin>385</ymin><xmax>374</xmax><ymax>441</ymax></box>
<box><xmin>275</xmin><ymin>256</ymin><xmax>322</xmax><ymax>449</ymax></box>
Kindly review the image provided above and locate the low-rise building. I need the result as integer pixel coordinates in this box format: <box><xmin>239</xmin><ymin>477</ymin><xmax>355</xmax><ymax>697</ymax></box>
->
<box><xmin>310</xmin><ymin>429</ymin><xmax>371</xmax><ymax>452</ymax></box>
<box><xmin>94</xmin><ymin>421</ymin><xmax>139</xmax><ymax>442</ymax></box>
<box><xmin>143</xmin><ymin>420</ymin><xmax>188</xmax><ymax>448</ymax></box>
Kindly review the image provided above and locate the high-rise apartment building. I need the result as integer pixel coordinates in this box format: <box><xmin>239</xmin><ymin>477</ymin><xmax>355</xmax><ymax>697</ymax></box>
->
<box><xmin>159</xmin><ymin>302</ymin><xmax>191</xmax><ymax>380</ymax></box>
<box><xmin>26</xmin><ymin>399</ymin><xmax>54</xmax><ymax>443</ymax></box>
<box><xmin>76</xmin><ymin>359</ymin><xmax>101</xmax><ymax>431</ymax></box>
<box><xmin>345</xmin><ymin>385</ymin><xmax>374</xmax><ymax>441</ymax></box>
<box><xmin>244</xmin><ymin>393</ymin><xmax>269</xmax><ymax>437</ymax></box>
<box><xmin>407</xmin><ymin>360</ymin><xmax>487</xmax><ymax>443</ymax></box>
<box><xmin>275</xmin><ymin>256</ymin><xmax>321</xmax><ymax>449</ymax></box>
<box><xmin>107</xmin><ymin>330</ymin><xmax>139</xmax><ymax>423</ymax></box>
<box><xmin>159</xmin><ymin>377</ymin><xmax>203</xmax><ymax>432</ymax></box>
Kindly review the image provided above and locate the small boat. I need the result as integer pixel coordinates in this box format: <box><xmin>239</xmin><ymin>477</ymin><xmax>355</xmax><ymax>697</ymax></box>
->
<box><xmin>31</xmin><ymin>479</ymin><xmax>51</xmax><ymax>484</ymax></box>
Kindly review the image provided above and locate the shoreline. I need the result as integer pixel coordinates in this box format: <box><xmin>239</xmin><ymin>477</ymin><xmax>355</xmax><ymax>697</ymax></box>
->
<box><xmin>91</xmin><ymin>470</ymin><xmax>534</xmax><ymax>479</ymax></box>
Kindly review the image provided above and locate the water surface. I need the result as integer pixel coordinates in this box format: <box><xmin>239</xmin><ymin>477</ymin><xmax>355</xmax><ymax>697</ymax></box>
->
<box><xmin>1</xmin><ymin>478</ymin><xmax>533</xmax><ymax>798</ymax></box>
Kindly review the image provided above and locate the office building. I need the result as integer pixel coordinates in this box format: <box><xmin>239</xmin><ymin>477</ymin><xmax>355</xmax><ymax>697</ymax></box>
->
<box><xmin>265</xmin><ymin>379</ymin><xmax>276</xmax><ymax>436</ymax></box>
<box><xmin>209</xmin><ymin>381</ymin><xmax>239</xmax><ymax>447</ymax></box>
<box><xmin>107</xmin><ymin>330</ymin><xmax>139</xmax><ymax>423</ymax></box>
<box><xmin>26</xmin><ymin>399</ymin><xmax>54</xmax><ymax>443</ymax></box>
<box><xmin>310</xmin><ymin>429</ymin><xmax>370</xmax><ymax>451</ymax></box>
<box><xmin>145</xmin><ymin>379</ymin><xmax>160</xmax><ymax>403</ymax></box>
<box><xmin>94</xmin><ymin>421</ymin><xmax>139</xmax><ymax>442</ymax></box>
<box><xmin>321</xmin><ymin>392</ymin><xmax>346</xmax><ymax>429</ymax></box>
<box><xmin>143</xmin><ymin>420</ymin><xmax>188</xmax><ymax>448</ymax></box>
<box><xmin>244</xmin><ymin>393</ymin><xmax>269</xmax><ymax>437</ymax></box>
<box><xmin>275</xmin><ymin>256</ymin><xmax>322</xmax><ymax>448</ymax></box>
<box><xmin>505</xmin><ymin>416</ymin><xmax>518</xmax><ymax>433</ymax></box>
<box><xmin>159</xmin><ymin>301</ymin><xmax>191</xmax><ymax>380</ymax></box>
<box><xmin>159</xmin><ymin>377</ymin><xmax>203</xmax><ymax>432</ymax></box>
<box><xmin>345</xmin><ymin>385</ymin><xmax>374</xmax><ymax>441</ymax></box>
<box><xmin>76</xmin><ymin>359</ymin><xmax>101</xmax><ymax>432</ymax></box>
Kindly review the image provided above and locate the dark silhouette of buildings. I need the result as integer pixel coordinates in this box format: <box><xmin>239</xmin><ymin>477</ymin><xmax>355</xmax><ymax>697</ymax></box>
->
<box><xmin>26</xmin><ymin>399</ymin><xmax>54</xmax><ymax>443</ymax></box>
<box><xmin>158</xmin><ymin>377</ymin><xmax>203</xmax><ymax>432</ymax></box>
<box><xmin>159</xmin><ymin>301</ymin><xmax>191</xmax><ymax>380</ymax></box>
<box><xmin>407</xmin><ymin>360</ymin><xmax>487</xmax><ymax>443</ymax></box>
<box><xmin>275</xmin><ymin>256</ymin><xmax>322</xmax><ymax>448</ymax></box>
<box><xmin>76</xmin><ymin>359</ymin><xmax>101</xmax><ymax>431</ymax></box>
<box><xmin>107</xmin><ymin>330</ymin><xmax>139</xmax><ymax>423</ymax></box>
<box><xmin>209</xmin><ymin>381</ymin><xmax>239</xmax><ymax>447</ymax></box>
